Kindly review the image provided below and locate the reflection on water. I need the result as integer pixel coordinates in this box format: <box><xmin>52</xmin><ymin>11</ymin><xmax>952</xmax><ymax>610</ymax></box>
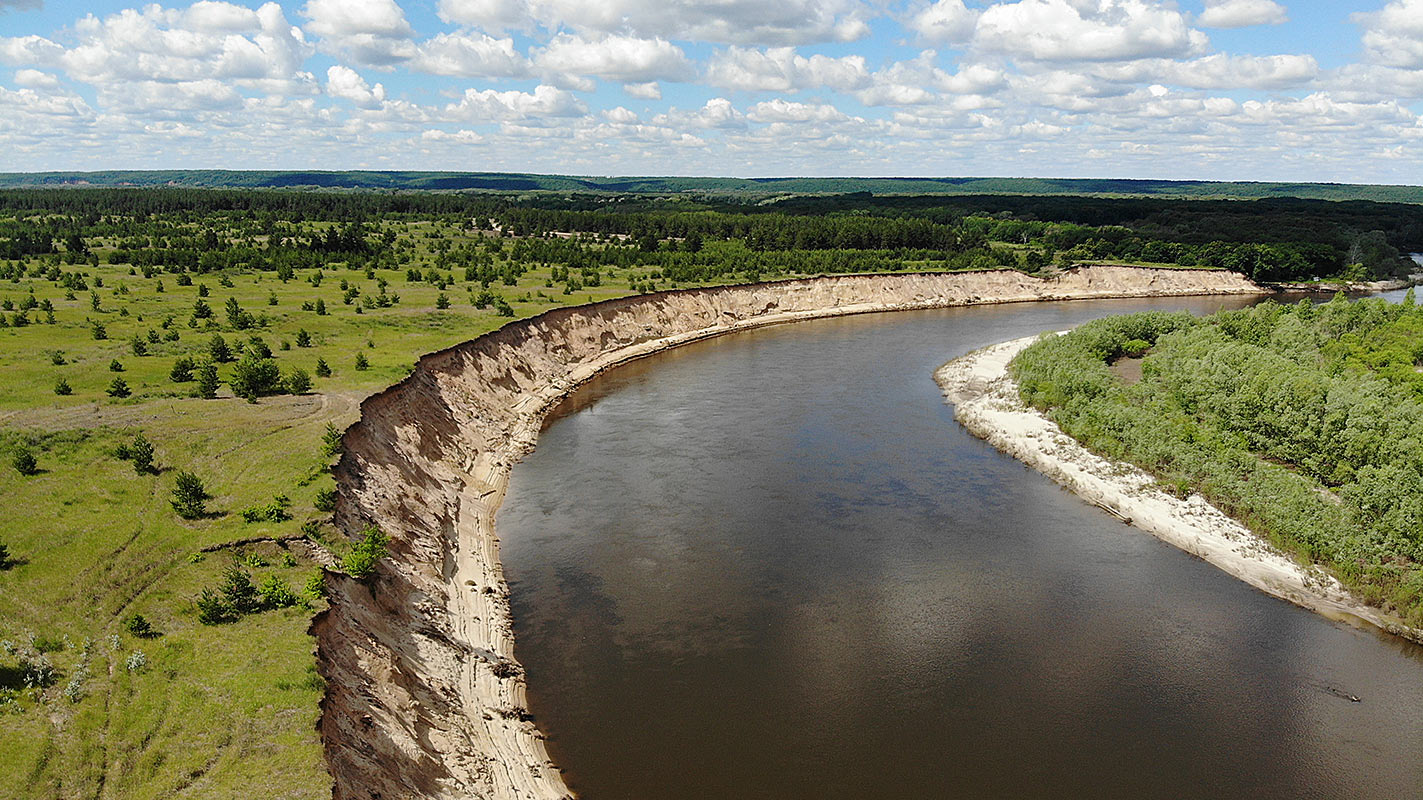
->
<box><xmin>498</xmin><ymin>296</ymin><xmax>1423</xmax><ymax>800</ymax></box>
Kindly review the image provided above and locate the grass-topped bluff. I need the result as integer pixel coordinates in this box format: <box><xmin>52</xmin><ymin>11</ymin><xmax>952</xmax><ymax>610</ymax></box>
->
<box><xmin>0</xmin><ymin>186</ymin><xmax>1416</xmax><ymax>798</ymax></box>
<box><xmin>1012</xmin><ymin>295</ymin><xmax>1423</xmax><ymax>627</ymax></box>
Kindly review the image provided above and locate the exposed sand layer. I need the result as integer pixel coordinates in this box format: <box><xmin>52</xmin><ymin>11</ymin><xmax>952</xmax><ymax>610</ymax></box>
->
<box><xmin>312</xmin><ymin>267</ymin><xmax>1268</xmax><ymax>800</ymax></box>
<box><xmin>937</xmin><ymin>335</ymin><xmax>1423</xmax><ymax>645</ymax></box>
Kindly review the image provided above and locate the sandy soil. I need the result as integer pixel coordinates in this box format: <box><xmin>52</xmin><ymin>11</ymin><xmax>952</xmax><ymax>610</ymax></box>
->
<box><xmin>314</xmin><ymin>267</ymin><xmax>1271</xmax><ymax>800</ymax></box>
<box><xmin>937</xmin><ymin>334</ymin><xmax>1423</xmax><ymax>645</ymax></box>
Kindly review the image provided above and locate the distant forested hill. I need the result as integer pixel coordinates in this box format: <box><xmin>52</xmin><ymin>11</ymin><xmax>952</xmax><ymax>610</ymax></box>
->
<box><xmin>1</xmin><ymin>170</ymin><xmax>1422</xmax><ymax>203</ymax></box>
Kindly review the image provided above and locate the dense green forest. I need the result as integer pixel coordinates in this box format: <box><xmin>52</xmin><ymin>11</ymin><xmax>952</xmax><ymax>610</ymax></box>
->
<box><xmin>4</xmin><ymin>171</ymin><xmax>1423</xmax><ymax>204</ymax></box>
<box><xmin>1012</xmin><ymin>296</ymin><xmax>1423</xmax><ymax>625</ymax></box>
<box><xmin>0</xmin><ymin>187</ymin><xmax>1418</xmax><ymax>283</ymax></box>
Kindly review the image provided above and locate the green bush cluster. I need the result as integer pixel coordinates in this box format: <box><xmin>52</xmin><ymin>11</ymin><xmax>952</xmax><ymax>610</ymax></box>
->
<box><xmin>196</xmin><ymin>564</ymin><xmax>302</xmax><ymax>625</ymax></box>
<box><xmin>1013</xmin><ymin>296</ymin><xmax>1423</xmax><ymax>623</ymax></box>
<box><xmin>240</xmin><ymin>495</ymin><xmax>292</xmax><ymax>524</ymax></box>
<box><xmin>342</xmin><ymin>526</ymin><xmax>388</xmax><ymax>580</ymax></box>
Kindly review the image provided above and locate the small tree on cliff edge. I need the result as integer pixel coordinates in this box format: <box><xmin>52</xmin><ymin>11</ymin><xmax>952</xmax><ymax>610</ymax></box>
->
<box><xmin>342</xmin><ymin>526</ymin><xmax>389</xmax><ymax>580</ymax></box>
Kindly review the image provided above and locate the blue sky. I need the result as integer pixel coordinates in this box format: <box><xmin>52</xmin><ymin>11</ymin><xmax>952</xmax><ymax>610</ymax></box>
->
<box><xmin>1</xmin><ymin>0</ymin><xmax>1421</xmax><ymax>182</ymax></box>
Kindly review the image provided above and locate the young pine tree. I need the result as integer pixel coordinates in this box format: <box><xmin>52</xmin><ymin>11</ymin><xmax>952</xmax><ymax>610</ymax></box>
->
<box><xmin>194</xmin><ymin>362</ymin><xmax>219</xmax><ymax>399</ymax></box>
<box><xmin>129</xmin><ymin>432</ymin><xmax>156</xmax><ymax>474</ymax></box>
<box><xmin>171</xmin><ymin>471</ymin><xmax>210</xmax><ymax>519</ymax></box>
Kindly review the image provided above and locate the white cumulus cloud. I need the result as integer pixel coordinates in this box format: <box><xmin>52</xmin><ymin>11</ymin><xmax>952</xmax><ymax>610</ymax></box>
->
<box><xmin>973</xmin><ymin>0</ymin><xmax>1208</xmax><ymax>62</ymax></box>
<box><xmin>1355</xmin><ymin>0</ymin><xmax>1423</xmax><ymax>69</ymax></box>
<box><xmin>908</xmin><ymin>0</ymin><xmax>978</xmax><ymax>44</ymax></box>
<box><xmin>302</xmin><ymin>0</ymin><xmax>413</xmax><ymax>66</ymax></box>
<box><xmin>705</xmin><ymin>46</ymin><xmax>871</xmax><ymax>92</ymax></box>
<box><xmin>325</xmin><ymin>65</ymin><xmax>386</xmax><ymax>108</ymax></box>
<box><xmin>411</xmin><ymin>32</ymin><xmax>529</xmax><ymax>78</ymax></box>
<box><xmin>437</xmin><ymin>0</ymin><xmax>870</xmax><ymax>45</ymax></box>
<box><xmin>1197</xmin><ymin>0</ymin><xmax>1287</xmax><ymax>29</ymax></box>
<box><xmin>443</xmin><ymin>84</ymin><xmax>586</xmax><ymax>122</ymax></box>
<box><xmin>535</xmin><ymin>34</ymin><xmax>695</xmax><ymax>85</ymax></box>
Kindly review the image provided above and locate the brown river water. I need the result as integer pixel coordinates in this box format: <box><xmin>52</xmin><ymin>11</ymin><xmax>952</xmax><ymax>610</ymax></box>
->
<box><xmin>497</xmin><ymin>294</ymin><xmax>1423</xmax><ymax>800</ymax></box>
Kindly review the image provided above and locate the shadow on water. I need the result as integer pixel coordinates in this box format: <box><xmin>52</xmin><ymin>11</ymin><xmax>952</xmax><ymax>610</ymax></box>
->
<box><xmin>499</xmin><ymin>295</ymin><xmax>1423</xmax><ymax>800</ymax></box>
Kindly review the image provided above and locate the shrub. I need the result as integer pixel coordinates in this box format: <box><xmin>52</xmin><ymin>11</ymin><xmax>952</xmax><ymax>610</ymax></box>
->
<box><xmin>314</xmin><ymin>298</ymin><xmax>327</xmax><ymax>315</ymax></box>
<box><xmin>109</xmin><ymin>358</ymin><xmax>124</xmax><ymax>372</ymax></box>
<box><xmin>0</xmin><ymin>541</ymin><xmax>10</xmax><ymax>567</ymax></box>
<box><xmin>342</xmin><ymin>525</ymin><xmax>389</xmax><ymax>580</ymax></box>
<box><xmin>208</xmin><ymin>334</ymin><xmax>233</xmax><ymax>363</ymax></box>
<box><xmin>49</xmin><ymin>350</ymin><xmax>65</xmax><ymax>365</ymax></box>
<box><xmin>354</xmin><ymin>353</ymin><xmax>369</xmax><ymax>371</ymax></box>
<box><xmin>295</xmin><ymin>328</ymin><xmax>312</xmax><ymax>347</ymax></box>
<box><xmin>258</xmin><ymin>575</ymin><xmax>299</xmax><ymax>609</ymax></box>
<box><xmin>169</xmin><ymin>356</ymin><xmax>195</xmax><ymax>382</ymax></box>
<box><xmin>123</xmin><ymin>614</ymin><xmax>157</xmax><ymax>638</ymax></box>
<box><xmin>90</xmin><ymin>321</ymin><xmax>107</xmax><ymax>340</ymax></box>
<box><xmin>1119</xmin><ymin>338</ymin><xmax>1151</xmax><ymax>358</ymax></box>
<box><xmin>53</xmin><ymin>378</ymin><xmax>71</xmax><ymax>396</ymax></box>
<box><xmin>314</xmin><ymin>357</ymin><xmax>331</xmax><ymax>378</ymax></box>
<box><xmin>285</xmin><ymin>367</ymin><xmax>312</xmax><ymax>395</ymax></box>
<box><xmin>219</xmin><ymin>565</ymin><xmax>263</xmax><ymax>615</ymax></box>
<box><xmin>196</xmin><ymin>589</ymin><xmax>237</xmax><ymax>625</ymax></box>
<box><xmin>125</xmin><ymin>650</ymin><xmax>147</xmax><ymax>672</ymax></box>
<box><xmin>243</xmin><ymin>336</ymin><xmax>272</xmax><ymax>359</ymax></box>
<box><xmin>302</xmin><ymin>569</ymin><xmax>326</xmax><ymax>605</ymax></box>
<box><xmin>128</xmin><ymin>433</ymin><xmax>156</xmax><ymax>474</ymax></box>
<box><xmin>129</xmin><ymin>335</ymin><xmax>147</xmax><ymax>357</ymax></box>
<box><xmin>171</xmin><ymin>471</ymin><xmax>210</xmax><ymax>519</ymax></box>
<box><xmin>194</xmin><ymin>362</ymin><xmax>219</xmax><ymax>399</ymax></box>
<box><xmin>229</xmin><ymin>354</ymin><xmax>282</xmax><ymax>402</ymax></box>
<box><xmin>314</xmin><ymin>486</ymin><xmax>337</xmax><ymax>512</ymax></box>
<box><xmin>107</xmin><ymin>377</ymin><xmax>131</xmax><ymax>398</ymax></box>
<box><xmin>435</xmin><ymin>293</ymin><xmax>450</xmax><ymax>309</ymax></box>
<box><xmin>12</xmin><ymin>447</ymin><xmax>37</xmax><ymax>475</ymax></box>
<box><xmin>321</xmin><ymin>422</ymin><xmax>342</xmax><ymax>458</ymax></box>
<box><xmin>241</xmin><ymin>495</ymin><xmax>292</xmax><ymax>523</ymax></box>
<box><xmin>224</xmin><ymin>297</ymin><xmax>254</xmax><ymax>329</ymax></box>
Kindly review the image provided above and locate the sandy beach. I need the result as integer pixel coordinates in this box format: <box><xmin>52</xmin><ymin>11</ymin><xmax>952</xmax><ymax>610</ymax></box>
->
<box><xmin>936</xmin><ymin>334</ymin><xmax>1423</xmax><ymax>645</ymax></box>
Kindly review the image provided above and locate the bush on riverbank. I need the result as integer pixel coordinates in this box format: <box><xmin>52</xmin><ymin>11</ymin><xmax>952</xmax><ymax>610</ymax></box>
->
<box><xmin>1012</xmin><ymin>295</ymin><xmax>1423</xmax><ymax>624</ymax></box>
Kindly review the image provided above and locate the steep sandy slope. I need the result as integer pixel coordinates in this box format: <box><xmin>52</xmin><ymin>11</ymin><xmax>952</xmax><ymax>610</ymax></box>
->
<box><xmin>312</xmin><ymin>267</ymin><xmax>1265</xmax><ymax>800</ymax></box>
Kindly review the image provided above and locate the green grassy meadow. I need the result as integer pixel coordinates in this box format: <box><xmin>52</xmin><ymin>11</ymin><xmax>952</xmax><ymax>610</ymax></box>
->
<box><xmin>0</xmin><ymin>223</ymin><xmax>651</xmax><ymax>799</ymax></box>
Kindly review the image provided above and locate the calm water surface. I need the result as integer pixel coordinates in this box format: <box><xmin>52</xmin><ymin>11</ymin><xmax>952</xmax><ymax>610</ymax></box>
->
<box><xmin>497</xmin><ymin>296</ymin><xmax>1423</xmax><ymax>800</ymax></box>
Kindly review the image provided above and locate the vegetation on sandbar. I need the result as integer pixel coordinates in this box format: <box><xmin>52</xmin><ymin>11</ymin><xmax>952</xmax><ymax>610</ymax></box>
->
<box><xmin>1013</xmin><ymin>293</ymin><xmax>1423</xmax><ymax>624</ymax></box>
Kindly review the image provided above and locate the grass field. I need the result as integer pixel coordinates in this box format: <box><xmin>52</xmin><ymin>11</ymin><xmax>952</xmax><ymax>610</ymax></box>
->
<box><xmin>0</xmin><ymin>220</ymin><xmax>666</xmax><ymax>799</ymax></box>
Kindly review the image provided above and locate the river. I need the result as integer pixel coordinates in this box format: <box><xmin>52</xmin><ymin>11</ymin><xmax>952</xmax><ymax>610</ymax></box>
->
<box><xmin>496</xmin><ymin>294</ymin><xmax>1423</xmax><ymax>800</ymax></box>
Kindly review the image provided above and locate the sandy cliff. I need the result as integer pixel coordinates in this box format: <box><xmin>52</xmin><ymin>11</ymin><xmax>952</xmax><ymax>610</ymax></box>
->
<box><xmin>312</xmin><ymin>267</ymin><xmax>1265</xmax><ymax>800</ymax></box>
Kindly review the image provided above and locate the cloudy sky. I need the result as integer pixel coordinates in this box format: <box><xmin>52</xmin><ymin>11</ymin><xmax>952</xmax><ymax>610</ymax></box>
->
<box><xmin>0</xmin><ymin>0</ymin><xmax>1420</xmax><ymax>182</ymax></box>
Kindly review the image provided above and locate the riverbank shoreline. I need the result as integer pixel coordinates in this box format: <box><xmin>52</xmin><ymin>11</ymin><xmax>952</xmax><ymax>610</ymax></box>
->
<box><xmin>936</xmin><ymin>335</ymin><xmax>1423</xmax><ymax>645</ymax></box>
<box><xmin>314</xmin><ymin>267</ymin><xmax>1272</xmax><ymax>800</ymax></box>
